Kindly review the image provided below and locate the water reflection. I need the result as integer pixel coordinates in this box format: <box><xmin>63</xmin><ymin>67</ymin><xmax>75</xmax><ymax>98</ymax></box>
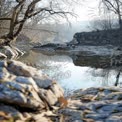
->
<box><xmin>19</xmin><ymin>50</ymin><xmax>122</xmax><ymax>91</ymax></box>
<box><xmin>19</xmin><ymin>50</ymin><xmax>72</xmax><ymax>81</ymax></box>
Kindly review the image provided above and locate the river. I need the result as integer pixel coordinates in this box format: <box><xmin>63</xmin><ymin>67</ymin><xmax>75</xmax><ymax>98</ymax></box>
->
<box><xmin>18</xmin><ymin>46</ymin><xmax>122</xmax><ymax>93</ymax></box>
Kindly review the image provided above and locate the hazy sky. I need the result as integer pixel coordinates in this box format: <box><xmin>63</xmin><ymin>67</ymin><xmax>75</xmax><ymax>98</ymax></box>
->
<box><xmin>40</xmin><ymin>0</ymin><xmax>100</xmax><ymax>21</ymax></box>
<box><xmin>74</xmin><ymin>0</ymin><xmax>100</xmax><ymax>21</ymax></box>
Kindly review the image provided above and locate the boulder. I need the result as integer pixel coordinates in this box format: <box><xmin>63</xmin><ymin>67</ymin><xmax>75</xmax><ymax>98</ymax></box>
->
<box><xmin>7</xmin><ymin>60</ymin><xmax>38</xmax><ymax>77</ymax></box>
<box><xmin>1</xmin><ymin>46</ymin><xmax>24</xmax><ymax>59</ymax></box>
<box><xmin>3</xmin><ymin>46</ymin><xmax>17</xmax><ymax>58</ymax></box>
<box><xmin>33</xmin><ymin>75</ymin><xmax>55</xmax><ymax>89</ymax></box>
<box><xmin>0</xmin><ymin>52</ymin><xmax>7</xmax><ymax>59</ymax></box>
<box><xmin>50</xmin><ymin>83</ymin><xmax>64</xmax><ymax>98</ymax></box>
<box><xmin>0</xmin><ymin>104</ymin><xmax>23</xmax><ymax>120</ymax></box>
<box><xmin>0</xmin><ymin>82</ymin><xmax>45</xmax><ymax>110</ymax></box>
<box><xmin>16</xmin><ymin>76</ymin><xmax>39</xmax><ymax>92</ymax></box>
<box><xmin>0</xmin><ymin>60</ymin><xmax>8</xmax><ymax>67</ymax></box>
<box><xmin>0</xmin><ymin>67</ymin><xmax>10</xmax><ymax>82</ymax></box>
<box><xmin>0</xmin><ymin>60</ymin><xmax>64</xmax><ymax>112</ymax></box>
<box><xmin>39</xmin><ymin>89</ymin><xmax>58</xmax><ymax>106</ymax></box>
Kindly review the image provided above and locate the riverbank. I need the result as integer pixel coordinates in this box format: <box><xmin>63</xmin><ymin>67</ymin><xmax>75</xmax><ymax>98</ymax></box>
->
<box><xmin>62</xmin><ymin>86</ymin><xmax>122</xmax><ymax>122</ymax></box>
<box><xmin>32</xmin><ymin>45</ymin><xmax>115</xmax><ymax>69</ymax></box>
<box><xmin>0</xmin><ymin>60</ymin><xmax>64</xmax><ymax>122</ymax></box>
<box><xmin>0</xmin><ymin>60</ymin><xmax>122</xmax><ymax>122</ymax></box>
<box><xmin>71</xmin><ymin>29</ymin><xmax>122</xmax><ymax>46</ymax></box>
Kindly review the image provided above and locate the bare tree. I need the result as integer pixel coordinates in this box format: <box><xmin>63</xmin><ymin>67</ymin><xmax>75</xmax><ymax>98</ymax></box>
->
<box><xmin>0</xmin><ymin>0</ymin><xmax>76</xmax><ymax>47</ymax></box>
<box><xmin>90</xmin><ymin>13</ymin><xmax>114</xmax><ymax>31</ymax></box>
<box><xmin>100</xmin><ymin>0</ymin><xmax>122</xmax><ymax>29</ymax></box>
<box><xmin>0</xmin><ymin>0</ymin><xmax>13</xmax><ymax>36</ymax></box>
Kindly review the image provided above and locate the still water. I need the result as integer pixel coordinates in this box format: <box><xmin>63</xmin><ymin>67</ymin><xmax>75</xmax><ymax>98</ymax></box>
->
<box><xmin>19</xmin><ymin>50</ymin><xmax>122</xmax><ymax>92</ymax></box>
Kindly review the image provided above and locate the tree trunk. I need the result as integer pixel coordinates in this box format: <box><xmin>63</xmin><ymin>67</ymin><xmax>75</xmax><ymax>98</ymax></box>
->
<box><xmin>118</xmin><ymin>14</ymin><xmax>122</xmax><ymax>29</ymax></box>
<box><xmin>115</xmin><ymin>71</ymin><xmax>121</xmax><ymax>86</ymax></box>
<box><xmin>0</xmin><ymin>36</ymin><xmax>17</xmax><ymax>47</ymax></box>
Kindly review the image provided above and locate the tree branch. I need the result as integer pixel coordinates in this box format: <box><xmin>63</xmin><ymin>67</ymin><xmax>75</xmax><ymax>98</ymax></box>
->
<box><xmin>103</xmin><ymin>0</ymin><xmax>118</xmax><ymax>12</ymax></box>
<box><xmin>0</xmin><ymin>18</ymin><xmax>11</xmax><ymax>20</ymax></box>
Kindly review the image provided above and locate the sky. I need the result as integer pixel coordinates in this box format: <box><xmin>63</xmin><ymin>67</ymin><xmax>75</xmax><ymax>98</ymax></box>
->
<box><xmin>39</xmin><ymin>0</ymin><xmax>100</xmax><ymax>22</ymax></box>
<box><xmin>74</xmin><ymin>0</ymin><xmax>100</xmax><ymax>21</ymax></box>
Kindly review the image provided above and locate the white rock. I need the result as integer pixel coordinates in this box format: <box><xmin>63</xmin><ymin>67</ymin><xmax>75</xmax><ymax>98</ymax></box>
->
<box><xmin>16</xmin><ymin>76</ymin><xmax>39</xmax><ymax>92</ymax></box>
<box><xmin>0</xmin><ymin>52</ymin><xmax>7</xmax><ymax>59</ymax></box>
<box><xmin>39</xmin><ymin>89</ymin><xmax>58</xmax><ymax>105</ymax></box>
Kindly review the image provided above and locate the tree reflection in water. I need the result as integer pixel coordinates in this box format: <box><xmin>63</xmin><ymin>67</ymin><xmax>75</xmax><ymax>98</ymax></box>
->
<box><xmin>88</xmin><ymin>67</ymin><xmax>121</xmax><ymax>86</ymax></box>
<box><xmin>19</xmin><ymin>50</ymin><xmax>72</xmax><ymax>81</ymax></box>
<box><xmin>19</xmin><ymin>50</ymin><xmax>122</xmax><ymax>92</ymax></box>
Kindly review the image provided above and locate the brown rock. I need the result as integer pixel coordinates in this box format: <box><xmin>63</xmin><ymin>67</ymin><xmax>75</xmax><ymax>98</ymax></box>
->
<box><xmin>50</xmin><ymin>84</ymin><xmax>64</xmax><ymax>98</ymax></box>
<box><xmin>39</xmin><ymin>89</ymin><xmax>58</xmax><ymax>106</ymax></box>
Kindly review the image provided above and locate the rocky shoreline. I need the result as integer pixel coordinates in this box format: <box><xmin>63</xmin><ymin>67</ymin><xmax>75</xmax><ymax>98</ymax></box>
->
<box><xmin>71</xmin><ymin>29</ymin><xmax>122</xmax><ymax>46</ymax></box>
<box><xmin>0</xmin><ymin>60</ymin><xmax>122</xmax><ymax>122</ymax></box>
<box><xmin>0</xmin><ymin>60</ymin><xmax>64</xmax><ymax>122</ymax></box>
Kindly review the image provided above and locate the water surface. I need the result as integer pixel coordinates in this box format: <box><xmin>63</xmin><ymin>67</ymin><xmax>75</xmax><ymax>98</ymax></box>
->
<box><xmin>19</xmin><ymin>50</ymin><xmax>122</xmax><ymax>92</ymax></box>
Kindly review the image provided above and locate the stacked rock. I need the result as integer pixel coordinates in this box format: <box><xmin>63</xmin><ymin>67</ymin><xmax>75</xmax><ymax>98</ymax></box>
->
<box><xmin>0</xmin><ymin>60</ymin><xmax>64</xmax><ymax>122</ymax></box>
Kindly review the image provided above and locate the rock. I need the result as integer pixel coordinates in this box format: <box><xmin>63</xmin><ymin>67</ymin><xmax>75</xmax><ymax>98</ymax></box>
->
<box><xmin>3</xmin><ymin>46</ymin><xmax>17</xmax><ymax>58</ymax></box>
<box><xmin>0</xmin><ymin>60</ymin><xmax>8</xmax><ymax>67</ymax></box>
<box><xmin>80</xmin><ymin>87</ymin><xmax>99</xmax><ymax>95</ymax></box>
<box><xmin>32</xmin><ymin>114</ymin><xmax>52</xmax><ymax>122</ymax></box>
<box><xmin>0</xmin><ymin>67</ymin><xmax>10</xmax><ymax>82</ymax></box>
<box><xmin>59</xmin><ymin>108</ymin><xmax>83</xmax><ymax>121</ymax></box>
<box><xmin>72</xmin><ymin>29</ymin><xmax>122</xmax><ymax>46</ymax></box>
<box><xmin>106</xmin><ymin>116</ymin><xmax>122</xmax><ymax>122</ymax></box>
<box><xmin>7</xmin><ymin>60</ymin><xmax>37</xmax><ymax>77</ymax></box>
<box><xmin>85</xmin><ymin>113</ymin><xmax>108</xmax><ymax>120</ymax></box>
<box><xmin>0</xmin><ymin>81</ymin><xmax>45</xmax><ymax>110</ymax></box>
<box><xmin>12</xmin><ymin>46</ymin><xmax>24</xmax><ymax>56</ymax></box>
<box><xmin>16</xmin><ymin>76</ymin><xmax>38</xmax><ymax>91</ymax></box>
<box><xmin>3</xmin><ymin>46</ymin><xmax>24</xmax><ymax>59</ymax></box>
<box><xmin>103</xmin><ymin>92</ymin><xmax>122</xmax><ymax>100</ymax></box>
<box><xmin>0</xmin><ymin>59</ymin><xmax>65</xmax><ymax>117</ymax></box>
<box><xmin>15</xmin><ymin>120</ymin><xmax>25</xmax><ymax>122</ymax></box>
<box><xmin>110</xmin><ymin>47</ymin><xmax>122</xmax><ymax>67</ymax></box>
<box><xmin>0</xmin><ymin>104</ymin><xmax>23</xmax><ymax>120</ymax></box>
<box><xmin>39</xmin><ymin>89</ymin><xmax>58</xmax><ymax>106</ymax></box>
<box><xmin>31</xmin><ymin>111</ymin><xmax>56</xmax><ymax>122</ymax></box>
<box><xmin>73</xmin><ymin>120</ymin><xmax>83</xmax><ymax>122</ymax></box>
<box><xmin>68</xmin><ymin>87</ymin><xmax>122</xmax><ymax>121</ymax></box>
<box><xmin>2</xmin><ymin>59</ymin><xmax>122</xmax><ymax>122</ymax></box>
<box><xmin>50</xmin><ymin>84</ymin><xmax>64</xmax><ymax>98</ymax></box>
<box><xmin>33</xmin><ymin>75</ymin><xmax>55</xmax><ymax>89</ymax></box>
<box><xmin>0</xmin><ymin>52</ymin><xmax>7</xmax><ymax>59</ymax></box>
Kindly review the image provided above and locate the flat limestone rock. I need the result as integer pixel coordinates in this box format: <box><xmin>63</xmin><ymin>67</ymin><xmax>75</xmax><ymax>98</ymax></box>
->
<box><xmin>0</xmin><ymin>60</ymin><xmax>64</xmax><ymax>114</ymax></box>
<box><xmin>0</xmin><ymin>52</ymin><xmax>7</xmax><ymax>59</ymax></box>
<box><xmin>7</xmin><ymin>60</ymin><xmax>38</xmax><ymax>77</ymax></box>
<box><xmin>50</xmin><ymin>83</ymin><xmax>64</xmax><ymax>98</ymax></box>
<box><xmin>39</xmin><ymin>89</ymin><xmax>58</xmax><ymax>106</ymax></box>
<box><xmin>3</xmin><ymin>46</ymin><xmax>24</xmax><ymax>59</ymax></box>
<box><xmin>4</xmin><ymin>46</ymin><xmax>17</xmax><ymax>58</ymax></box>
<box><xmin>0</xmin><ymin>67</ymin><xmax>10</xmax><ymax>82</ymax></box>
<box><xmin>16</xmin><ymin>76</ymin><xmax>39</xmax><ymax>92</ymax></box>
<box><xmin>33</xmin><ymin>75</ymin><xmax>54</xmax><ymax>89</ymax></box>
<box><xmin>0</xmin><ymin>60</ymin><xmax>7</xmax><ymax>67</ymax></box>
<box><xmin>59</xmin><ymin>108</ymin><xmax>83</xmax><ymax>121</ymax></box>
<box><xmin>0</xmin><ymin>104</ymin><xmax>23</xmax><ymax>119</ymax></box>
<box><xmin>106</xmin><ymin>116</ymin><xmax>122</xmax><ymax>122</ymax></box>
<box><xmin>31</xmin><ymin>111</ymin><xmax>56</xmax><ymax>122</ymax></box>
<box><xmin>103</xmin><ymin>92</ymin><xmax>122</xmax><ymax>100</ymax></box>
<box><xmin>0</xmin><ymin>81</ymin><xmax>45</xmax><ymax>110</ymax></box>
